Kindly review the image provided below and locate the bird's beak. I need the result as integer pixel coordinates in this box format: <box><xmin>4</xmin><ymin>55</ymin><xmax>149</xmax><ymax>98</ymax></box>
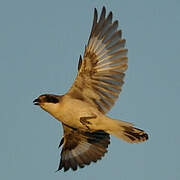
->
<box><xmin>33</xmin><ymin>98</ymin><xmax>40</xmax><ymax>105</ymax></box>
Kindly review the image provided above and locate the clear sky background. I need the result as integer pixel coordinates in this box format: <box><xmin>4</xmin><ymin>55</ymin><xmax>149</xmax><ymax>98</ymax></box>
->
<box><xmin>0</xmin><ymin>0</ymin><xmax>180</xmax><ymax>179</ymax></box>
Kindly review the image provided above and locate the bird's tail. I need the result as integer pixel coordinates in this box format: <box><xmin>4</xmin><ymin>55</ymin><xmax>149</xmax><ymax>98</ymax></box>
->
<box><xmin>105</xmin><ymin>118</ymin><xmax>148</xmax><ymax>143</ymax></box>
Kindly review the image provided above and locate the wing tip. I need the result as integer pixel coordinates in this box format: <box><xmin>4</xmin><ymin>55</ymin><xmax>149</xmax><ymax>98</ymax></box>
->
<box><xmin>57</xmin><ymin>129</ymin><xmax>110</xmax><ymax>172</ymax></box>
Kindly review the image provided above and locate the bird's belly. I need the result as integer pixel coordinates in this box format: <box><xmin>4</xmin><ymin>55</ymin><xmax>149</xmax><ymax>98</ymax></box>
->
<box><xmin>53</xmin><ymin>98</ymin><xmax>104</xmax><ymax>130</ymax></box>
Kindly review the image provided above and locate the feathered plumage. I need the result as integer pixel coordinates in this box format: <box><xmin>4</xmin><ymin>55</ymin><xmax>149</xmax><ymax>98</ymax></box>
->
<box><xmin>68</xmin><ymin>7</ymin><xmax>128</xmax><ymax>114</ymax></box>
<box><xmin>33</xmin><ymin>7</ymin><xmax>148</xmax><ymax>172</ymax></box>
<box><xmin>57</xmin><ymin>124</ymin><xmax>110</xmax><ymax>171</ymax></box>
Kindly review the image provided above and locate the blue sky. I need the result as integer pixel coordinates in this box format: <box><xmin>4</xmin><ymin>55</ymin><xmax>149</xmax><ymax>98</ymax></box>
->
<box><xmin>1</xmin><ymin>0</ymin><xmax>180</xmax><ymax>179</ymax></box>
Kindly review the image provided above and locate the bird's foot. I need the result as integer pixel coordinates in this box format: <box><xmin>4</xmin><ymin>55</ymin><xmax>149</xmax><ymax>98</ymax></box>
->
<box><xmin>80</xmin><ymin>115</ymin><xmax>97</xmax><ymax>130</ymax></box>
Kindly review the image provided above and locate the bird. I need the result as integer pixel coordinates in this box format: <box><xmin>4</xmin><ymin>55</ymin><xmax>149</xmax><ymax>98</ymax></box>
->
<box><xmin>33</xmin><ymin>6</ymin><xmax>148</xmax><ymax>172</ymax></box>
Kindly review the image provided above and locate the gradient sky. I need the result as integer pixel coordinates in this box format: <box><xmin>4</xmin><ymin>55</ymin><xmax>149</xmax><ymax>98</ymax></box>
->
<box><xmin>1</xmin><ymin>0</ymin><xmax>180</xmax><ymax>179</ymax></box>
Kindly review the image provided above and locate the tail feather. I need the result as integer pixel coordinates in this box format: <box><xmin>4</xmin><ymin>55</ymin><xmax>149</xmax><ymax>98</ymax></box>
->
<box><xmin>106</xmin><ymin>119</ymin><xmax>148</xmax><ymax>143</ymax></box>
<box><xmin>120</xmin><ymin>126</ymin><xmax>148</xmax><ymax>143</ymax></box>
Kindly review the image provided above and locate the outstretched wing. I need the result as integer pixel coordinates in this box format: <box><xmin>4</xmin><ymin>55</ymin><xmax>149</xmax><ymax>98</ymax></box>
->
<box><xmin>67</xmin><ymin>7</ymin><xmax>128</xmax><ymax>114</ymax></box>
<box><xmin>57</xmin><ymin>124</ymin><xmax>110</xmax><ymax>172</ymax></box>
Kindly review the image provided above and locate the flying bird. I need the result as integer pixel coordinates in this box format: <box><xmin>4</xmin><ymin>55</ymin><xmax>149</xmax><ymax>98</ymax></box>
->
<box><xmin>33</xmin><ymin>7</ymin><xmax>148</xmax><ymax>172</ymax></box>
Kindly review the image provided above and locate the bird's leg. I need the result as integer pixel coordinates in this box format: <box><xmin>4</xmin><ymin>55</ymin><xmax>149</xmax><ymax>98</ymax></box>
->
<box><xmin>80</xmin><ymin>115</ymin><xmax>97</xmax><ymax>130</ymax></box>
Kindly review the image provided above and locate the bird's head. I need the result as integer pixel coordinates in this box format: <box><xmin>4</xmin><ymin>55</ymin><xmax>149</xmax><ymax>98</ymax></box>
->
<box><xmin>33</xmin><ymin>94</ymin><xmax>61</xmax><ymax>114</ymax></box>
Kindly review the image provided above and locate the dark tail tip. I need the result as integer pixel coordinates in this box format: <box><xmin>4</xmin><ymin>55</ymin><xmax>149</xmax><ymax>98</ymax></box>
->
<box><xmin>122</xmin><ymin>126</ymin><xmax>148</xmax><ymax>143</ymax></box>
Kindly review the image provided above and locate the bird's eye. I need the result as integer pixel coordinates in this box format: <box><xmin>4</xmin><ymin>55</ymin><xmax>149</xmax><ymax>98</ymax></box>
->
<box><xmin>45</xmin><ymin>96</ymin><xmax>59</xmax><ymax>103</ymax></box>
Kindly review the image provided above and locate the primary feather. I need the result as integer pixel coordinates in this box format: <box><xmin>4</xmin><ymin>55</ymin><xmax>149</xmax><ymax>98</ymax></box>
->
<box><xmin>67</xmin><ymin>6</ymin><xmax>128</xmax><ymax>114</ymax></box>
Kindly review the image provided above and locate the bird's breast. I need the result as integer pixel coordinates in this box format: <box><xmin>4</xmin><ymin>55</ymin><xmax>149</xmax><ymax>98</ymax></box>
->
<box><xmin>52</xmin><ymin>96</ymin><xmax>103</xmax><ymax>130</ymax></box>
